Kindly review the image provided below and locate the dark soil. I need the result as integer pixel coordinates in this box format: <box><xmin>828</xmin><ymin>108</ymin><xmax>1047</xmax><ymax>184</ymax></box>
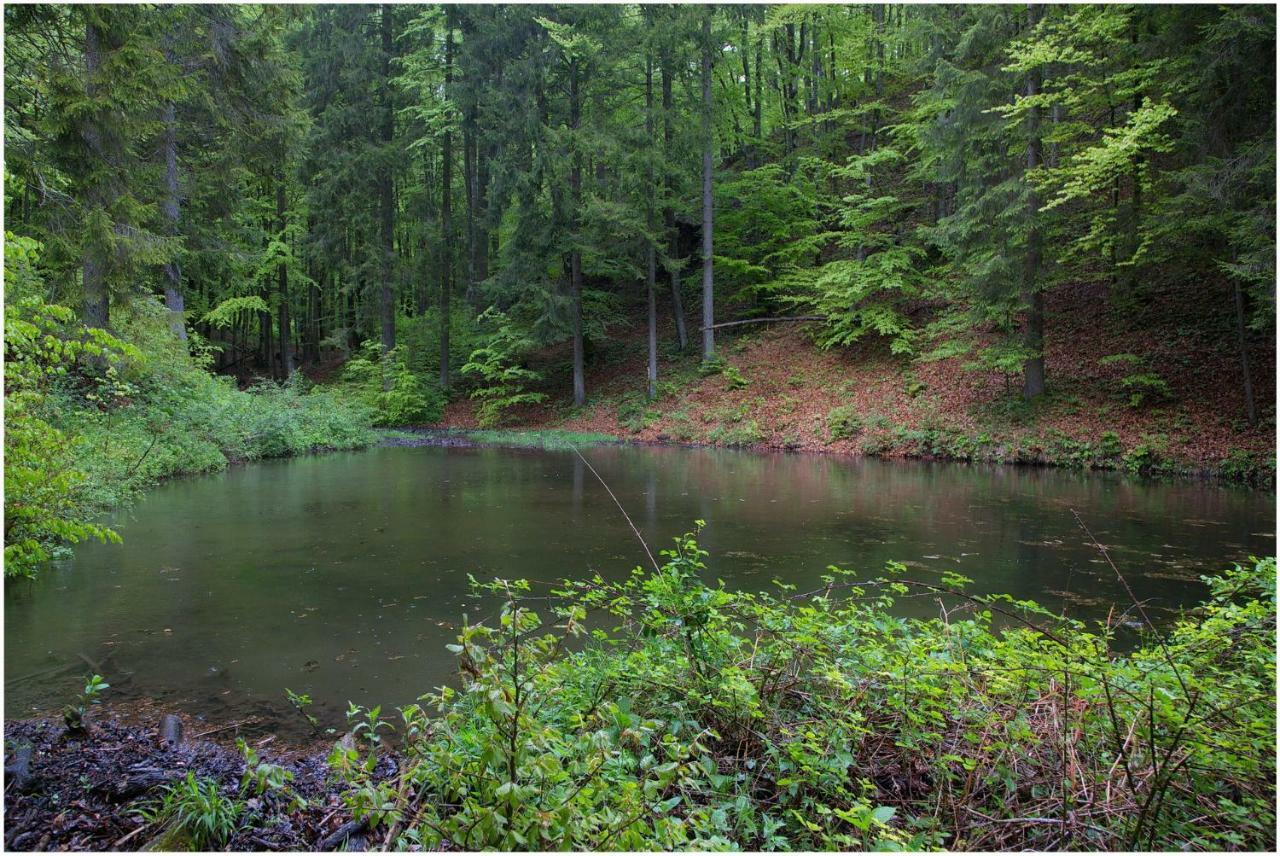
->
<box><xmin>3</xmin><ymin>713</ymin><xmax>383</xmax><ymax>852</ymax></box>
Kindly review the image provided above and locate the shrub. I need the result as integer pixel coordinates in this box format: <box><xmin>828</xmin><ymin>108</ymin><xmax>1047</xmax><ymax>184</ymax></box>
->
<box><xmin>1098</xmin><ymin>353</ymin><xmax>1173</xmax><ymax>408</ymax></box>
<box><xmin>860</xmin><ymin>433</ymin><xmax>891</xmax><ymax>455</ymax></box>
<box><xmin>1099</xmin><ymin>430</ymin><xmax>1124</xmax><ymax>459</ymax></box>
<box><xmin>3</xmin><ymin>244</ymin><xmax>376</xmax><ymax>577</ymax></box>
<box><xmin>341</xmin><ymin>341</ymin><xmax>445</xmax><ymax>426</ymax></box>
<box><xmin>721</xmin><ymin>363</ymin><xmax>749</xmax><ymax>391</ymax></box>
<box><xmin>3</xmin><ymin>291</ymin><xmax>133</xmax><ymax>576</ymax></box>
<box><xmin>332</xmin><ymin>532</ymin><xmax>1277</xmax><ymax>851</ymax></box>
<box><xmin>461</xmin><ymin>310</ymin><xmax>547</xmax><ymax>427</ymax></box>
<box><xmin>707</xmin><ymin>420</ymin><xmax>764</xmax><ymax>447</ymax></box>
<box><xmin>826</xmin><ymin>405</ymin><xmax>864</xmax><ymax>441</ymax></box>
<box><xmin>616</xmin><ymin>391</ymin><xmax>660</xmax><ymax>433</ymax></box>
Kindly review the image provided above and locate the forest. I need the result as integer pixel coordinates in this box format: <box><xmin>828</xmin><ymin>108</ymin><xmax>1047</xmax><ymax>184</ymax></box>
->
<box><xmin>3</xmin><ymin>3</ymin><xmax>1277</xmax><ymax>853</ymax></box>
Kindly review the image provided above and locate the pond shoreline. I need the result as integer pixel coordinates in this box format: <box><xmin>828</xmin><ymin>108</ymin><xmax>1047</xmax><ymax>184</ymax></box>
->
<box><xmin>3</xmin><ymin>711</ymin><xmax>372</xmax><ymax>851</ymax></box>
<box><xmin>386</xmin><ymin>425</ymin><xmax>1275</xmax><ymax>489</ymax></box>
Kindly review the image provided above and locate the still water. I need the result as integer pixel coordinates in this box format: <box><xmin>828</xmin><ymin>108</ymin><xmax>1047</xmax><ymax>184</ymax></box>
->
<box><xmin>5</xmin><ymin>444</ymin><xmax>1274</xmax><ymax>733</ymax></box>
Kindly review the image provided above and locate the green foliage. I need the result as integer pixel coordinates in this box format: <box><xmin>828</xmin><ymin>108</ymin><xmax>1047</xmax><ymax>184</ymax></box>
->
<box><xmin>1098</xmin><ymin>353</ymin><xmax>1173</xmax><ymax>408</ymax></box>
<box><xmin>1219</xmin><ymin>449</ymin><xmax>1275</xmax><ymax>486</ymax></box>
<box><xmin>461</xmin><ymin>311</ymin><xmax>548</xmax><ymax>427</ymax></box>
<box><xmin>284</xmin><ymin>688</ymin><xmax>318</xmax><ymax>733</ymax></box>
<box><xmin>199</xmin><ymin>296</ymin><xmax>271</xmax><ymax>330</ymax></box>
<box><xmin>706</xmin><ymin>419</ymin><xmax>764</xmax><ymax>448</ymax></box>
<box><xmin>4</xmin><ymin>285</ymin><xmax>133</xmax><ymax>577</ymax></box>
<box><xmin>425</xmin><ymin>429</ymin><xmax>617</xmax><ymax>451</ymax></box>
<box><xmin>61</xmin><ymin>674</ymin><xmax>109</xmax><ymax>733</ymax></box>
<box><xmin>333</xmin><ymin>532</ymin><xmax>1276</xmax><ymax>851</ymax></box>
<box><xmin>826</xmin><ymin>405</ymin><xmax>864</xmax><ymax>441</ymax></box>
<box><xmin>1099</xmin><ymin>430</ymin><xmax>1124</xmax><ymax>459</ymax></box>
<box><xmin>616</xmin><ymin>391</ymin><xmax>661</xmax><ymax>433</ymax></box>
<box><xmin>237</xmin><ymin>738</ymin><xmax>306</xmax><ymax>812</ymax></box>
<box><xmin>341</xmin><ymin>341</ymin><xmax>445</xmax><ymax>426</ymax></box>
<box><xmin>4</xmin><ymin>284</ymin><xmax>374</xmax><ymax>578</ymax></box>
<box><xmin>137</xmin><ymin>772</ymin><xmax>244</xmax><ymax>851</ymax></box>
<box><xmin>719</xmin><ymin>363</ymin><xmax>749</xmax><ymax>391</ymax></box>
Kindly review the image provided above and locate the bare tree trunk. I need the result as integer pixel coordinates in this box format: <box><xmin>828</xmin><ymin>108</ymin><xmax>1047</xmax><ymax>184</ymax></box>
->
<box><xmin>260</xmin><ymin>306</ymin><xmax>274</xmax><ymax>378</ymax></box>
<box><xmin>276</xmin><ymin>175</ymin><xmax>293</xmax><ymax>378</ymax></box>
<box><xmin>570</xmin><ymin>59</ymin><xmax>585</xmax><ymax>406</ymax></box>
<box><xmin>701</xmin><ymin>12</ymin><xmax>715</xmax><ymax>361</ymax></box>
<box><xmin>475</xmin><ymin>126</ymin><xmax>491</xmax><ymax>294</ymax></box>
<box><xmin>160</xmin><ymin>98</ymin><xmax>185</xmax><ymax>339</ymax></box>
<box><xmin>82</xmin><ymin>21</ymin><xmax>110</xmax><ymax>330</ymax></box>
<box><xmin>439</xmin><ymin>14</ymin><xmax>454</xmax><ymax>390</ymax></box>
<box><xmin>646</xmin><ymin>52</ymin><xmax>658</xmax><ymax>399</ymax></box>
<box><xmin>1233</xmin><ymin>279</ymin><xmax>1257</xmax><ymax>425</ymax></box>
<box><xmin>661</xmin><ymin>54</ymin><xmax>689</xmax><ymax>351</ymax></box>
<box><xmin>463</xmin><ymin>100</ymin><xmax>477</xmax><ymax>305</ymax></box>
<box><xmin>807</xmin><ymin>14</ymin><xmax>821</xmax><ymax>116</ymax></box>
<box><xmin>739</xmin><ymin>16</ymin><xmax>755</xmax><ymax>167</ymax></box>
<box><xmin>379</xmin><ymin>4</ymin><xmax>396</xmax><ymax>379</ymax></box>
<box><xmin>1021</xmin><ymin>4</ymin><xmax>1046</xmax><ymax>400</ymax></box>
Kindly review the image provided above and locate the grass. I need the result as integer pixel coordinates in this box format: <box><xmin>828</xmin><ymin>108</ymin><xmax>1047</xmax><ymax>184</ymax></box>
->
<box><xmin>427</xmin><ymin>428</ymin><xmax>620</xmax><ymax>450</ymax></box>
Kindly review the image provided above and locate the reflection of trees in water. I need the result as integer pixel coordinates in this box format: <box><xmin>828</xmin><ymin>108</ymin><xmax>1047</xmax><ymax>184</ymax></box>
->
<box><xmin>7</xmin><ymin>445</ymin><xmax>1270</xmax><ymax>727</ymax></box>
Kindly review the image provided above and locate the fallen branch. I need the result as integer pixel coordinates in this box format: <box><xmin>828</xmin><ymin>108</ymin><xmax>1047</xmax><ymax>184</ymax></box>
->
<box><xmin>315</xmin><ymin>819</ymin><xmax>365</xmax><ymax>852</ymax></box>
<box><xmin>700</xmin><ymin>314</ymin><xmax>826</xmax><ymax>330</ymax></box>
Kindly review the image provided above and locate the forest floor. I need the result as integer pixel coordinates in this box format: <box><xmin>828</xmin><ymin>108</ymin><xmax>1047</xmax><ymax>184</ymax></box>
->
<box><xmin>3</xmin><ymin>714</ymin><xmax>374</xmax><ymax>852</ymax></box>
<box><xmin>429</xmin><ymin>277</ymin><xmax>1276</xmax><ymax>484</ymax></box>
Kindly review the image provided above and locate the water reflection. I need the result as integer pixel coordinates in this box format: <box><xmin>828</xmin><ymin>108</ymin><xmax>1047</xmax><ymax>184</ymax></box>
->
<box><xmin>5</xmin><ymin>444</ymin><xmax>1273</xmax><ymax>735</ymax></box>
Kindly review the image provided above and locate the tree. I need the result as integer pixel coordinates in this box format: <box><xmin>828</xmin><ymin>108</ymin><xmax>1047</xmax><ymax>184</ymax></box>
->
<box><xmin>700</xmin><ymin>10</ymin><xmax>715</xmax><ymax>361</ymax></box>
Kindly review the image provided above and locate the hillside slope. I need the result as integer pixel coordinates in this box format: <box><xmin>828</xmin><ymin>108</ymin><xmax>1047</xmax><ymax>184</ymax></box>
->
<box><xmin>431</xmin><ymin>276</ymin><xmax>1275</xmax><ymax>484</ymax></box>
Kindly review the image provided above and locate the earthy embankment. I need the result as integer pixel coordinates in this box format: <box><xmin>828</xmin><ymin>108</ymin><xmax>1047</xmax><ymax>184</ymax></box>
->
<box><xmin>426</xmin><ymin>278</ymin><xmax>1275</xmax><ymax>485</ymax></box>
<box><xmin>4</xmin><ymin>714</ymin><xmax>371</xmax><ymax>852</ymax></box>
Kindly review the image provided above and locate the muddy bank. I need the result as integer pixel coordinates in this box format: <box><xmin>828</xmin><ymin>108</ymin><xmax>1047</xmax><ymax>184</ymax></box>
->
<box><xmin>3</xmin><ymin>713</ymin><xmax>382</xmax><ymax>852</ymax></box>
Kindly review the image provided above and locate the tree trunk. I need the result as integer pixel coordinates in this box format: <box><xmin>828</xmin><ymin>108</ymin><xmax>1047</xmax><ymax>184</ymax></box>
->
<box><xmin>379</xmin><ymin>3</ymin><xmax>396</xmax><ymax>376</ymax></box>
<box><xmin>570</xmin><ymin>59</ymin><xmax>585</xmax><ymax>406</ymax></box>
<box><xmin>160</xmin><ymin>99</ymin><xmax>185</xmax><ymax>340</ymax></box>
<box><xmin>1233</xmin><ymin>278</ymin><xmax>1257</xmax><ymax>426</ymax></box>
<box><xmin>82</xmin><ymin>21</ymin><xmax>109</xmax><ymax>330</ymax></box>
<box><xmin>276</xmin><ymin>175</ymin><xmax>293</xmax><ymax>378</ymax></box>
<box><xmin>475</xmin><ymin>128</ymin><xmax>491</xmax><ymax>295</ymax></box>
<box><xmin>439</xmin><ymin>15</ymin><xmax>454</xmax><ymax>390</ymax></box>
<box><xmin>661</xmin><ymin>54</ymin><xmax>689</xmax><ymax>351</ymax></box>
<box><xmin>701</xmin><ymin>12</ymin><xmax>715</xmax><ymax>361</ymax></box>
<box><xmin>1021</xmin><ymin>4</ymin><xmax>1046</xmax><ymax>400</ymax></box>
<box><xmin>739</xmin><ymin>16</ymin><xmax>755</xmax><ymax>166</ymax></box>
<box><xmin>646</xmin><ymin>53</ymin><xmax>658</xmax><ymax>400</ymax></box>
<box><xmin>260</xmin><ymin>307</ymin><xmax>274</xmax><ymax>378</ymax></box>
<box><xmin>808</xmin><ymin>14</ymin><xmax>821</xmax><ymax>116</ymax></box>
<box><xmin>463</xmin><ymin>99</ymin><xmax>477</xmax><ymax>305</ymax></box>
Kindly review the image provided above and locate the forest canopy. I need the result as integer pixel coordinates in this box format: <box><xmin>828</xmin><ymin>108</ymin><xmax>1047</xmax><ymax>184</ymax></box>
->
<box><xmin>4</xmin><ymin>3</ymin><xmax>1273</xmax><ymax>420</ymax></box>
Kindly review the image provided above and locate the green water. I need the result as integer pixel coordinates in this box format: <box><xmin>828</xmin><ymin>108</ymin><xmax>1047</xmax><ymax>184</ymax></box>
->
<box><xmin>5</xmin><ymin>444</ymin><xmax>1274</xmax><ymax>736</ymax></box>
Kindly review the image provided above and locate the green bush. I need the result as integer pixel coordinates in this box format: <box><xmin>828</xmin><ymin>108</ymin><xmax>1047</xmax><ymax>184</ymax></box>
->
<box><xmin>616</xmin><ymin>391</ymin><xmax>660</xmax><ymax>433</ymax></box>
<box><xmin>4</xmin><ymin>298</ymin><xmax>130</xmax><ymax>576</ymax></box>
<box><xmin>461</xmin><ymin>310</ymin><xmax>548</xmax><ymax>427</ymax></box>
<box><xmin>332</xmin><ymin>533</ymin><xmax>1276</xmax><ymax>851</ymax></box>
<box><xmin>707</xmin><ymin>419</ymin><xmax>764</xmax><ymax>447</ymax></box>
<box><xmin>341</xmin><ymin>341</ymin><xmax>445</xmax><ymax>426</ymax></box>
<box><xmin>721</xmin><ymin>363</ymin><xmax>749</xmax><ymax>391</ymax></box>
<box><xmin>1219</xmin><ymin>449</ymin><xmax>1276</xmax><ymax>485</ymax></box>
<box><xmin>826</xmin><ymin>405</ymin><xmax>864</xmax><ymax>441</ymax></box>
<box><xmin>1099</xmin><ymin>430</ymin><xmax>1124</xmax><ymax>459</ymax></box>
<box><xmin>1098</xmin><ymin>354</ymin><xmax>1174</xmax><ymax>408</ymax></box>
<box><xmin>3</xmin><ymin>244</ymin><xmax>376</xmax><ymax>578</ymax></box>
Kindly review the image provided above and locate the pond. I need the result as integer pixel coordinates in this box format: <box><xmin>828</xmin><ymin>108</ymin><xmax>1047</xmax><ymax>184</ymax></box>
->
<box><xmin>5</xmin><ymin>443</ymin><xmax>1274</xmax><ymax>737</ymax></box>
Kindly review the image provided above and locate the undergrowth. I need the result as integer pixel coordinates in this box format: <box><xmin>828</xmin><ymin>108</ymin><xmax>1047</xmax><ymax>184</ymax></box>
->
<box><xmin>3</xmin><ymin>240</ymin><xmax>376</xmax><ymax>578</ymax></box>
<box><xmin>326</xmin><ymin>529</ymin><xmax>1276</xmax><ymax>851</ymax></box>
